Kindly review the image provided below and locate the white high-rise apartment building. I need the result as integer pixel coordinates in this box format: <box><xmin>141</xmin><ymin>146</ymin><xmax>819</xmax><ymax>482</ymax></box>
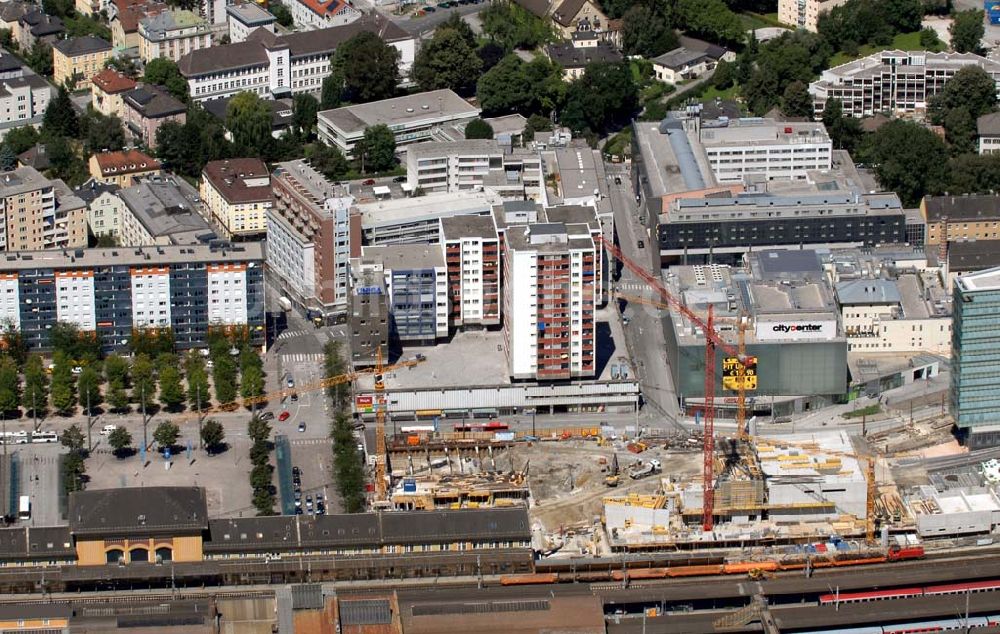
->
<box><xmin>777</xmin><ymin>0</ymin><xmax>848</xmax><ymax>32</ymax></box>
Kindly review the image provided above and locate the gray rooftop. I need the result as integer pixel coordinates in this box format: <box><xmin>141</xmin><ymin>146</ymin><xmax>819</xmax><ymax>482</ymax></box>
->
<box><xmin>0</xmin><ymin>166</ymin><xmax>50</xmax><ymax>197</ymax></box>
<box><xmin>118</xmin><ymin>176</ymin><xmax>215</xmax><ymax>244</ymax></box>
<box><xmin>553</xmin><ymin>147</ymin><xmax>603</xmax><ymax>199</ymax></box>
<box><xmin>752</xmin><ymin>249</ymin><xmax>823</xmax><ymax>281</ymax></box>
<box><xmin>440</xmin><ymin>214</ymin><xmax>498</xmax><ymax>241</ymax></box>
<box><xmin>0</xmin><ymin>242</ymin><xmax>264</xmax><ymax>270</ymax></box>
<box><xmin>957</xmin><ymin>265</ymin><xmax>1000</xmax><ymax>293</ymax></box>
<box><xmin>273</xmin><ymin>159</ymin><xmax>351</xmax><ymax>208</ymax></box>
<box><xmin>69</xmin><ymin>486</ymin><xmax>208</xmax><ymax>536</ymax></box>
<box><xmin>651</xmin><ymin>47</ymin><xmax>709</xmax><ymax>70</ymax></box>
<box><xmin>409</xmin><ymin>139</ymin><xmax>500</xmax><ymax>159</ymax></box>
<box><xmin>545</xmin><ymin>41</ymin><xmax>622</xmax><ymax>69</ymax></box>
<box><xmin>699</xmin><ymin>118</ymin><xmax>830</xmax><ymax>147</ymax></box>
<box><xmin>52</xmin><ymin>35</ymin><xmax>112</xmax><ymax>56</ymax></box>
<box><xmin>225</xmin><ymin>2</ymin><xmax>275</xmax><ymax>25</ymax></box>
<box><xmin>978</xmin><ymin>112</ymin><xmax>1000</xmax><ymax>137</ymax></box>
<box><xmin>362</xmin><ymin>243</ymin><xmax>444</xmax><ymax>270</ymax></box>
<box><xmin>836</xmin><ymin>279</ymin><xmax>902</xmax><ymax>305</ymax></box>
<box><xmin>318</xmin><ymin>89</ymin><xmax>480</xmax><ymax>136</ymax></box>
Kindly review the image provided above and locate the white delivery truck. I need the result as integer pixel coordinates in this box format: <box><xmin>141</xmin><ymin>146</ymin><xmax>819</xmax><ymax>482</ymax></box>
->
<box><xmin>18</xmin><ymin>495</ymin><xmax>30</xmax><ymax>519</ymax></box>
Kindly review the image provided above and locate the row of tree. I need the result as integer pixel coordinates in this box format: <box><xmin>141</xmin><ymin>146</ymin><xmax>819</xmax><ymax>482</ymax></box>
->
<box><xmin>248</xmin><ymin>415</ymin><xmax>276</xmax><ymax>515</ymax></box>
<box><xmin>325</xmin><ymin>341</ymin><xmax>364</xmax><ymax>513</ymax></box>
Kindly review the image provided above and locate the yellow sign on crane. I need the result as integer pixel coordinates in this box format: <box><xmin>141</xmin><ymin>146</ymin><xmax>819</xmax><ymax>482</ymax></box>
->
<box><xmin>723</xmin><ymin>356</ymin><xmax>758</xmax><ymax>391</ymax></box>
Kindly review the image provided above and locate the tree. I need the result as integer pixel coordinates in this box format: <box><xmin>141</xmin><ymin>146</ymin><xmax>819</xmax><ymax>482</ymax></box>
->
<box><xmin>213</xmin><ymin>357</ymin><xmax>237</xmax><ymax>404</ymax></box>
<box><xmin>156</xmin><ymin>104</ymin><xmax>232</xmax><ymax>178</ymax></box>
<box><xmin>104</xmin><ymin>354</ymin><xmax>130</xmax><ymax>387</ymax></box>
<box><xmin>464</xmin><ymin>118</ymin><xmax>494</xmax><ymax>139</ymax></box>
<box><xmin>0</xmin><ymin>323</ymin><xmax>26</xmax><ymax>367</ymax></box>
<box><xmin>860</xmin><ymin>119</ymin><xmax>950</xmax><ymax>206</ymax></box>
<box><xmin>951</xmin><ymin>9</ymin><xmax>985</xmax><ymax>54</ymax></box>
<box><xmin>227</xmin><ymin>91</ymin><xmax>273</xmax><ymax>156</ymax></box>
<box><xmin>306</xmin><ymin>142</ymin><xmax>349</xmax><ymax>181</ymax></box>
<box><xmin>928</xmin><ymin>65</ymin><xmax>998</xmax><ymax>124</ymax></box>
<box><xmin>50</xmin><ymin>354</ymin><xmax>76</xmax><ymax>415</ymax></box>
<box><xmin>1</xmin><ymin>125</ymin><xmax>40</xmax><ymax>156</ymax></box>
<box><xmin>621</xmin><ymin>5</ymin><xmax>677</xmax><ymax>57</ymax></box>
<box><xmin>478</xmin><ymin>42</ymin><xmax>506</xmax><ymax>73</ymax></box>
<box><xmin>0</xmin><ymin>356</ymin><xmax>19</xmax><ymax>413</ymax></box>
<box><xmin>476</xmin><ymin>54</ymin><xmax>563</xmax><ymax>117</ymax></box>
<box><xmin>320</xmin><ymin>72</ymin><xmax>342</xmax><ymax>110</ymax></box>
<box><xmin>248</xmin><ymin>415</ymin><xmax>271</xmax><ymax>444</ymax></box>
<box><xmin>250</xmin><ymin>462</ymin><xmax>273</xmax><ymax>490</ymax></box>
<box><xmin>270</xmin><ymin>1</ymin><xmax>293</xmax><ymax>27</ymax></box>
<box><xmin>77</xmin><ymin>366</ymin><xmax>101</xmax><ymax>413</ymax></box>
<box><xmin>43</xmin><ymin>87</ymin><xmax>79</xmax><ymax>138</ymax></box>
<box><xmin>330</xmin><ymin>31</ymin><xmax>399</xmax><ymax>103</ymax></box>
<box><xmin>42</xmin><ymin>0</ymin><xmax>73</xmax><ymax>17</ymax></box>
<box><xmin>292</xmin><ymin>93</ymin><xmax>319</xmax><ymax>140</ymax></box>
<box><xmin>743</xmin><ymin>31</ymin><xmax>832</xmax><ymax>115</ymax></box>
<box><xmin>480</xmin><ymin>1</ymin><xmax>553</xmax><ymax>51</ymax></box>
<box><xmin>675</xmin><ymin>0</ymin><xmax>744</xmax><ymax>47</ymax></box>
<box><xmin>23</xmin><ymin>355</ymin><xmax>48</xmax><ymax>416</ymax></box>
<box><xmin>158</xmin><ymin>364</ymin><xmax>185</xmax><ymax>411</ymax></box>
<box><xmin>240</xmin><ymin>364</ymin><xmax>264</xmax><ymax>403</ymax></box>
<box><xmin>201</xmin><ymin>419</ymin><xmax>225</xmax><ymax>453</ymax></box>
<box><xmin>63</xmin><ymin>451</ymin><xmax>86</xmax><ymax>493</ymax></box>
<box><xmin>944</xmin><ymin>106</ymin><xmax>977</xmax><ymax>155</ymax></box>
<box><xmin>108</xmin><ymin>426</ymin><xmax>132</xmax><ymax>455</ymax></box>
<box><xmin>412</xmin><ymin>27</ymin><xmax>482</xmax><ymax>95</ymax></box>
<box><xmin>186</xmin><ymin>356</ymin><xmax>210</xmax><ymax>410</ymax></box>
<box><xmin>355</xmin><ymin>124</ymin><xmax>396</xmax><ymax>173</ymax></box>
<box><xmin>143</xmin><ymin>58</ymin><xmax>189</xmax><ymax>102</ymax></box>
<box><xmin>781</xmin><ymin>80</ymin><xmax>814</xmax><ymax>118</ymax></box>
<box><xmin>107</xmin><ymin>380</ymin><xmax>129</xmax><ymax>412</ymax></box>
<box><xmin>919</xmin><ymin>26</ymin><xmax>943</xmax><ymax>51</ymax></box>
<box><xmin>0</xmin><ymin>145</ymin><xmax>15</xmax><ymax>171</ymax></box>
<box><xmin>560</xmin><ymin>62</ymin><xmax>639</xmax><ymax>135</ymax></box>
<box><xmin>439</xmin><ymin>11</ymin><xmax>476</xmax><ymax>47</ymax></box>
<box><xmin>46</xmin><ymin>135</ymin><xmax>87</xmax><ymax>186</ymax></box>
<box><xmin>61</xmin><ymin>424</ymin><xmax>85</xmax><ymax>452</ymax></box>
<box><xmin>130</xmin><ymin>354</ymin><xmax>156</xmax><ymax>409</ymax></box>
<box><xmin>82</xmin><ymin>111</ymin><xmax>126</xmax><ymax>155</ymax></box>
<box><xmin>153</xmin><ymin>420</ymin><xmax>180</xmax><ymax>448</ymax></box>
<box><xmin>26</xmin><ymin>41</ymin><xmax>52</xmax><ymax>76</ymax></box>
<box><xmin>105</xmin><ymin>55</ymin><xmax>139</xmax><ymax>77</ymax></box>
<box><xmin>712</xmin><ymin>59</ymin><xmax>737</xmax><ymax>90</ymax></box>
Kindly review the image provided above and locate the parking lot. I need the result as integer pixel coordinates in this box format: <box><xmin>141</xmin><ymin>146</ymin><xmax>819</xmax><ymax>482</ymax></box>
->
<box><xmin>12</xmin><ymin>443</ymin><xmax>63</xmax><ymax>527</ymax></box>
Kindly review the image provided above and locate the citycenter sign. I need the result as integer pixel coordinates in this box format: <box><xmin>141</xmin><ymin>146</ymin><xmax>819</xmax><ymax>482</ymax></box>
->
<box><xmin>755</xmin><ymin>320</ymin><xmax>836</xmax><ymax>341</ymax></box>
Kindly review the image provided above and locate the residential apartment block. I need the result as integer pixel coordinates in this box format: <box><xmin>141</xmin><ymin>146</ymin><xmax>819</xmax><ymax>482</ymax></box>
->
<box><xmin>0</xmin><ymin>167</ymin><xmax>87</xmax><ymax>251</ymax></box>
<box><xmin>405</xmin><ymin>140</ymin><xmax>543</xmax><ymax>199</ymax></box>
<box><xmin>0</xmin><ymin>243</ymin><xmax>265</xmax><ymax>353</ymax></box>
<box><xmin>268</xmin><ymin>159</ymin><xmax>357</xmax><ymax>320</ymax></box>
<box><xmin>52</xmin><ymin>36</ymin><xmax>112</xmax><ymax>90</ymax></box>
<box><xmin>697</xmin><ymin>118</ymin><xmax>832</xmax><ymax>183</ymax></box>
<box><xmin>494</xmin><ymin>202</ymin><xmax>600</xmax><ymax>381</ymax></box>
<box><xmin>178</xmin><ymin>16</ymin><xmax>414</xmax><ymax>102</ymax></box>
<box><xmin>289</xmin><ymin>0</ymin><xmax>359</xmax><ymax>31</ymax></box>
<box><xmin>978</xmin><ymin>112</ymin><xmax>1000</xmax><ymax>155</ymax></box>
<box><xmin>118</xmin><ymin>176</ymin><xmax>215</xmax><ymax>246</ymax></box>
<box><xmin>810</xmin><ymin>51</ymin><xmax>1000</xmax><ymax>118</ymax></box>
<box><xmin>138</xmin><ymin>9</ymin><xmax>212</xmax><ymax>63</ymax></box>
<box><xmin>360</xmin><ymin>244</ymin><xmax>448</xmax><ymax>345</ymax></box>
<box><xmin>122</xmin><ymin>84</ymin><xmax>187</xmax><ymax>149</ymax></box>
<box><xmin>88</xmin><ymin>149</ymin><xmax>161</xmax><ymax>188</ymax></box>
<box><xmin>318</xmin><ymin>89</ymin><xmax>480</xmax><ymax>157</ymax></box>
<box><xmin>76</xmin><ymin>179</ymin><xmax>123</xmax><ymax>239</ymax></box>
<box><xmin>90</xmin><ymin>68</ymin><xmax>136</xmax><ymax>119</ymax></box>
<box><xmin>111</xmin><ymin>0</ymin><xmax>167</xmax><ymax>50</ymax></box>
<box><xmin>777</xmin><ymin>0</ymin><xmax>848</xmax><ymax>32</ymax></box>
<box><xmin>0</xmin><ymin>73</ymin><xmax>52</xmax><ymax>139</ymax></box>
<box><xmin>200</xmin><ymin>158</ymin><xmax>272</xmax><ymax>237</ymax></box>
<box><xmin>922</xmin><ymin>195</ymin><xmax>1000</xmax><ymax>248</ymax></box>
<box><xmin>348</xmin><ymin>265</ymin><xmax>388</xmax><ymax>367</ymax></box>
<box><xmin>440</xmin><ymin>215</ymin><xmax>500</xmax><ymax>329</ymax></box>
<box><xmin>951</xmin><ymin>266</ymin><xmax>1000</xmax><ymax>447</ymax></box>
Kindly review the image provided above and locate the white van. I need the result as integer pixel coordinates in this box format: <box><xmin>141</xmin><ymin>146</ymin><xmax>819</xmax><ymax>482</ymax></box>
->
<box><xmin>100</xmin><ymin>424</ymin><xmax>118</xmax><ymax>435</ymax></box>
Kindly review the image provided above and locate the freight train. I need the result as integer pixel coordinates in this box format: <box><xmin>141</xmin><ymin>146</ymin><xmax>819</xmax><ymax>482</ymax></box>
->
<box><xmin>502</xmin><ymin>546</ymin><xmax>925</xmax><ymax>585</ymax></box>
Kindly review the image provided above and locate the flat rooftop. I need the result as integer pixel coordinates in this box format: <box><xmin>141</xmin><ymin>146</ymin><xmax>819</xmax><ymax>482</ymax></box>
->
<box><xmin>356</xmin><ymin>190</ymin><xmax>501</xmax><ymax>229</ymax></box>
<box><xmin>318</xmin><ymin>89</ymin><xmax>480</xmax><ymax>136</ymax></box>
<box><xmin>698</xmin><ymin>118</ymin><xmax>831</xmax><ymax>147</ymax></box>
<box><xmin>439</xmin><ymin>214</ymin><xmax>497</xmax><ymax>241</ymax></box>
<box><xmin>633</xmin><ymin>121</ymin><xmax>717</xmax><ymax>198</ymax></box>
<box><xmin>361</xmin><ymin>243</ymin><xmax>444</xmax><ymax>270</ymax></box>
<box><xmin>225</xmin><ymin>2</ymin><xmax>275</xmax><ymax>24</ymax></box>
<box><xmin>957</xmin><ymin>265</ymin><xmax>1000</xmax><ymax>293</ymax></box>
<box><xmin>552</xmin><ymin>147</ymin><xmax>606</xmax><ymax>201</ymax></box>
<box><xmin>408</xmin><ymin>139</ymin><xmax>499</xmax><ymax>159</ymax></box>
<box><xmin>274</xmin><ymin>159</ymin><xmax>352</xmax><ymax>210</ymax></box>
<box><xmin>118</xmin><ymin>177</ymin><xmax>215</xmax><ymax>244</ymax></box>
<box><xmin>0</xmin><ymin>243</ymin><xmax>264</xmax><ymax>270</ymax></box>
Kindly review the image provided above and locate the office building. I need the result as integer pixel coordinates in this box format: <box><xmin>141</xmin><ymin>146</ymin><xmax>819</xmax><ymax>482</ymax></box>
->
<box><xmin>226</xmin><ymin>2</ymin><xmax>276</xmax><ymax>42</ymax></box>
<box><xmin>952</xmin><ymin>267</ymin><xmax>1000</xmax><ymax>447</ymax></box>
<box><xmin>810</xmin><ymin>51</ymin><xmax>1000</xmax><ymax>118</ymax></box>
<box><xmin>122</xmin><ymin>84</ymin><xmax>187</xmax><ymax>149</ymax></box>
<box><xmin>360</xmin><ymin>244</ymin><xmax>449</xmax><ymax>345</ymax></box>
<box><xmin>288</xmin><ymin>0</ymin><xmax>359</xmax><ymax>31</ymax></box>
<box><xmin>777</xmin><ymin>0</ymin><xmax>848</xmax><ymax>32</ymax></box>
<box><xmin>90</xmin><ymin>68</ymin><xmax>136</xmax><ymax>119</ymax></box>
<box><xmin>0</xmin><ymin>244</ymin><xmax>264</xmax><ymax>352</ymax></box>
<box><xmin>0</xmin><ymin>72</ymin><xmax>52</xmax><ymax>139</ymax></box>
<box><xmin>88</xmin><ymin>149</ymin><xmax>161</xmax><ymax>188</ymax></box>
<box><xmin>268</xmin><ymin>159</ymin><xmax>357</xmax><ymax>320</ymax></box>
<box><xmin>52</xmin><ymin>36</ymin><xmax>112</xmax><ymax>90</ymax></box>
<box><xmin>494</xmin><ymin>202</ymin><xmax>600</xmax><ymax>381</ymax></box>
<box><xmin>118</xmin><ymin>175</ymin><xmax>216</xmax><ymax>246</ymax></box>
<box><xmin>200</xmin><ymin>158</ymin><xmax>273</xmax><ymax>238</ymax></box>
<box><xmin>318</xmin><ymin>89</ymin><xmax>480</xmax><ymax>157</ymax></box>
<box><xmin>348</xmin><ymin>264</ymin><xmax>388</xmax><ymax>367</ymax></box>
<box><xmin>356</xmin><ymin>189</ymin><xmax>500</xmax><ymax>246</ymax></box>
<box><xmin>137</xmin><ymin>9</ymin><xmax>212</xmax><ymax>63</ymax></box>
<box><xmin>178</xmin><ymin>15</ymin><xmax>415</xmax><ymax>102</ymax></box>
<box><xmin>698</xmin><ymin>117</ymin><xmax>832</xmax><ymax>183</ymax></box>
<box><xmin>0</xmin><ymin>166</ymin><xmax>87</xmax><ymax>251</ymax></box>
<box><xmin>835</xmin><ymin>276</ymin><xmax>951</xmax><ymax>354</ymax></box>
<box><xmin>440</xmin><ymin>215</ymin><xmax>500</xmax><ymax>329</ymax></box>
<box><xmin>405</xmin><ymin>140</ymin><xmax>543</xmax><ymax>199</ymax></box>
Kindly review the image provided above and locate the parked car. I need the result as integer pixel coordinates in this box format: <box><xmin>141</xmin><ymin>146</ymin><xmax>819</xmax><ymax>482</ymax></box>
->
<box><xmin>614</xmin><ymin>176</ymin><xmax>622</xmax><ymax>185</ymax></box>
<box><xmin>290</xmin><ymin>393</ymin><xmax>298</xmax><ymax>403</ymax></box>
<box><xmin>637</xmin><ymin>240</ymin><xmax>644</xmax><ymax>249</ymax></box>
<box><xmin>286</xmin><ymin>377</ymin><xmax>294</xmax><ymax>388</ymax></box>
<box><xmin>100</xmin><ymin>424</ymin><xmax>117</xmax><ymax>435</ymax></box>
<box><xmin>279</xmin><ymin>411</ymin><xmax>291</xmax><ymax>422</ymax></box>
<box><xmin>362</xmin><ymin>178</ymin><xmax>376</xmax><ymax>186</ymax></box>
<box><xmin>423</xmin><ymin>5</ymin><xmax>435</xmax><ymax>10</ymax></box>
<box><xmin>292</xmin><ymin>466</ymin><xmax>301</xmax><ymax>477</ymax></box>
<box><xmin>259</xmin><ymin>411</ymin><xmax>275</xmax><ymax>421</ymax></box>
<box><xmin>316</xmin><ymin>502</ymin><xmax>326</xmax><ymax>515</ymax></box>
<box><xmin>298</xmin><ymin>422</ymin><xmax>307</xmax><ymax>433</ymax></box>
<box><xmin>306</xmin><ymin>495</ymin><xmax>313</xmax><ymax>510</ymax></box>
<box><xmin>392</xmin><ymin>175</ymin><xmax>407</xmax><ymax>183</ymax></box>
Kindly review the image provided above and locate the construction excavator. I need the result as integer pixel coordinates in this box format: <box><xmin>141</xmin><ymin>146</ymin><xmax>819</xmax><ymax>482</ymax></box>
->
<box><xmin>605</xmin><ymin>453</ymin><xmax>621</xmax><ymax>487</ymax></box>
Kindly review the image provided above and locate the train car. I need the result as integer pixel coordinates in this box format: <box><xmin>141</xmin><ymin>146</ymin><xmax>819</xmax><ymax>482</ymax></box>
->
<box><xmin>803</xmin><ymin>628</ymin><xmax>882</xmax><ymax>634</ymax></box>
<box><xmin>723</xmin><ymin>561</ymin><xmax>778</xmax><ymax>575</ymax></box>
<box><xmin>881</xmin><ymin>616</ymin><xmax>989</xmax><ymax>633</ymax></box>
<box><xmin>923</xmin><ymin>578</ymin><xmax>1000</xmax><ymax>596</ymax></box>
<box><xmin>887</xmin><ymin>546</ymin><xmax>925</xmax><ymax>561</ymax></box>
<box><xmin>665</xmin><ymin>565</ymin><xmax>725</xmax><ymax>577</ymax></box>
<box><xmin>818</xmin><ymin>587</ymin><xmax>924</xmax><ymax>605</ymax></box>
<box><xmin>499</xmin><ymin>573</ymin><xmax>558</xmax><ymax>586</ymax></box>
<box><xmin>610</xmin><ymin>568</ymin><xmax>668</xmax><ymax>581</ymax></box>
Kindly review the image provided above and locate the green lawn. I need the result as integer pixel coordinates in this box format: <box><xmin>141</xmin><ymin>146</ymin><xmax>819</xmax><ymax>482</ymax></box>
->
<box><xmin>699</xmin><ymin>84</ymin><xmax>741</xmax><ymax>103</ymax></box>
<box><xmin>829</xmin><ymin>31</ymin><xmax>945</xmax><ymax>67</ymax></box>
<box><xmin>740</xmin><ymin>11</ymin><xmax>786</xmax><ymax>30</ymax></box>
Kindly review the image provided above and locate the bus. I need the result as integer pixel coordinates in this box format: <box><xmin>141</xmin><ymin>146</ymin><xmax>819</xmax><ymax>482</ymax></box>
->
<box><xmin>30</xmin><ymin>431</ymin><xmax>58</xmax><ymax>444</ymax></box>
<box><xmin>18</xmin><ymin>495</ymin><xmax>29</xmax><ymax>519</ymax></box>
<box><xmin>454</xmin><ymin>421</ymin><xmax>509</xmax><ymax>433</ymax></box>
<box><xmin>399</xmin><ymin>425</ymin><xmax>436</xmax><ymax>434</ymax></box>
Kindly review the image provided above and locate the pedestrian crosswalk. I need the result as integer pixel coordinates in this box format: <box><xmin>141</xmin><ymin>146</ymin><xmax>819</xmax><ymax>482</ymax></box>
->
<box><xmin>280</xmin><ymin>353</ymin><xmax>323</xmax><ymax>363</ymax></box>
<box><xmin>276</xmin><ymin>329</ymin><xmax>310</xmax><ymax>341</ymax></box>
<box><xmin>289</xmin><ymin>438</ymin><xmax>332</xmax><ymax>446</ymax></box>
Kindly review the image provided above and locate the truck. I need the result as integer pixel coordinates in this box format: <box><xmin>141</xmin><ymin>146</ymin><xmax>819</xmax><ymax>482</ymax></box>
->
<box><xmin>629</xmin><ymin>459</ymin><xmax>661</xmax><ymax>480</ymax></box>
<box><xmin>18</xmin><ymin>495</ymin><xmax>29</xmax><ymax>519</ymax></box>
<box><xmin>277</xmin><ymin>296</ymin><xmax>293</xmax><ymax>312</ymax></box>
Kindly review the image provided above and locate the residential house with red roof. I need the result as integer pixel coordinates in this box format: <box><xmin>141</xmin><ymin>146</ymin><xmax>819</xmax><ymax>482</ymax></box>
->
<box><xmin>88</xmin><ymin>150</ymin><xmax>162</xmax><ymax>187</ymax></box>
<box><xmin>110</xmin><ymin>0</ymin><xmax>167</xmax><ymax>50</ymax></box>
<box><xmin>91</xmin><ymin>68</ymin><xmax>137</xmax><ymax>118</ymax></box>
<box><xmin>200</xmin><ymin>158</ymin><xmax>273</xmax><ymax>237</ymax></box>
<box><xmin>289</xmin><ymin>0</ymin><xmax>360</xmax><ymax>31</ymax></box>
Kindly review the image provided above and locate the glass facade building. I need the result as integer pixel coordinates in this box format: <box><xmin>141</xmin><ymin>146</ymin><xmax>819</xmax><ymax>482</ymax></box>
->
<box><xmin>951</xmin><ymin>267</ymin><xmax>1000</xmax><ymax>447</ymax></box>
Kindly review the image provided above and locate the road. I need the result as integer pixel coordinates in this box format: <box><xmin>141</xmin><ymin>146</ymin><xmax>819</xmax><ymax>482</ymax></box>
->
<box><xmin>380</xmin><ymin>0</ymin><xmax>486</xmax><ymax>36</ymax></box>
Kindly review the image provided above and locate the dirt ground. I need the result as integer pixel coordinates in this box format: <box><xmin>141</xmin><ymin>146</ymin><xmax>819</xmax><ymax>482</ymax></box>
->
<box><xmin>519</xmin><ymin>439</ymin><xmax>702</xmax><ymax>531</ymax></box>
